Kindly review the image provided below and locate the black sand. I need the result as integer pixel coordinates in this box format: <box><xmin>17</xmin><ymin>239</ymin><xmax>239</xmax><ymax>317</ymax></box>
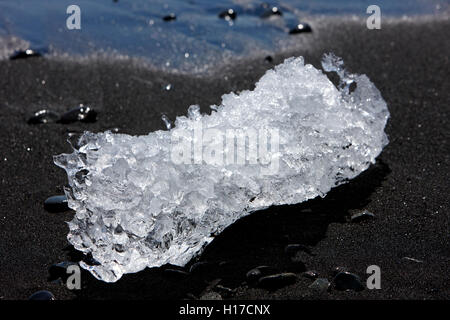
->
<box><xmin>0</xmin><ymin>19</ymin><xmax>448</xmax><ymax>300</ymax></box>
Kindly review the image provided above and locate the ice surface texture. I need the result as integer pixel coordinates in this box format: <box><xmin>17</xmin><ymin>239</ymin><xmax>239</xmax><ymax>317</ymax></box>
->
<box><xmin>55</xmin><ymin>54</ymin><xmax>389</xmax><ymax>282</ymax></box>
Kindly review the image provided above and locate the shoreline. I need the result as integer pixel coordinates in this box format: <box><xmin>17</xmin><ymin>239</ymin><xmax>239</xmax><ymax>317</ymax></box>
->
<box><xmin>2</xmin><ymin>15</ymin><xmax>449</xmax><ymax>75</ymax></box>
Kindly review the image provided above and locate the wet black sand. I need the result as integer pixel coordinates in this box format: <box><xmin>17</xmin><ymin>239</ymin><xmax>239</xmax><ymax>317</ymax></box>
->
<box><xmin>0</xmin><ymin>19</ymin><xmax>449</xmax><ymax>300</ymax></box>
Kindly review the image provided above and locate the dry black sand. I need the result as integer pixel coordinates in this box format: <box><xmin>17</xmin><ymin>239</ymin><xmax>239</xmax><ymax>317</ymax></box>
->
<box><xmin>0</xmin><ymin>18</ymin><xmax>448</xmax><ymax>300</ymax></box>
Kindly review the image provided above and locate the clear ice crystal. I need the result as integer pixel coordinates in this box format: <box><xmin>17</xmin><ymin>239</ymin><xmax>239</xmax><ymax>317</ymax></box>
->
<box><xmin>54</xmin><ymin>54</ymin><xmax>389</xmax><ymax>282</ymax></box>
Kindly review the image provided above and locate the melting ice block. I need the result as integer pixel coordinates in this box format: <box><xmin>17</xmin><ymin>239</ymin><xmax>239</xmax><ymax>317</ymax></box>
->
<box><xmin>55</xmin><ymin>54</ymin><xmax>389</xmax><ymax>282</ymax></box>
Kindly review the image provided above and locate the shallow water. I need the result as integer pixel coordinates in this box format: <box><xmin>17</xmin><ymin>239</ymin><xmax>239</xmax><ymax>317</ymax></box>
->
<box><xmin>0</xmin><ymin>0</ymin><xmax>447</xmax><ymax>73</ymax></box>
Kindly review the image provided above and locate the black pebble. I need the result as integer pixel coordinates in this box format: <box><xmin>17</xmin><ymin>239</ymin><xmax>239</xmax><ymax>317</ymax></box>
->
<box><xmin>219</xmin><ymin>9</ymin><xmax>237</xmax><ymax>21</ymax></box>
<box><xmin>246</xmin><ymin>265</ymin><xmax>278</xmax><ymax>283</ymax></box>
<box><xmin>28</xmin><ymin>290</ymin><xmax>55</xmax><ymax>300</ymax></box>
<box><xmin>309</xmin><ymin>278</ymin><xmax>330</xmax><ymax>292</ymax></box>
<box><xmin>44</xmin><ymin>195</ymin><xmax>69</xmax><ymax>213</ymax></box>
<box><xmin>350</xmin><ymin>210</ymin><xmax>375</xmax><ymax>223</ymax></box>
<box><xmin>10</xmin><ymin>49</ymin><xmax>42</xmax><ymax>60</ymax></box>
<box><xmin>261</xmin><ymin>6</ymin><xmax>282</xmax><ymax>18</ymax></box>
<box><xmin>213</xmin><ymin>285</ymin><xmax>235</xmax><ymax>297</ymax></box>
<box><xmin>48</xmin><ymin>261</ymin><xmax>77</xmax><ymax>282</ymax></box>
<box><xmin>331</xmin><ymin>266</ymin><xmax>347</xmax><ymax>277</ymax></box>
<box><xmin>302</xmin><ymin>270</ymin><xmax>319</xmax><ymax>280</ymax></box>
<box><xmin>289</xmin><ymin>23</ymin><xmax>312</xmax><ymax>34</ymax></box>
<box><xmin>264</xmin><ymin>55</ymin><xmax>273</xmax><ymax>63</ymax></box>
<box><xmin>27</xmin><ymin>109</ymin><xmax>59</xmax><ymax>124</ymax></box>
<box><xmin>58</xmin><ymin>105</ymin><xmax>97</xmax><ymax>124</ymax></box>
<box><xmin>189</xmin><ymin>261</ymin><xmax>214</xmax><ymax>275</ymax></box>
<box><xmin>333</xmin><ymin>272</ymin><xmax>365</xmax><ymax>291</ymax></box>
<box><xmin>163</xmin><ymin>13</ymin><xmax>176</xmax><ymax>21</ymax></box>
<box><xmin>257</xmin><ymin>273</ymin><xmax>297</xmax><ymax>290</ymax></box>
<box><xmin>163</xmin><ymin>268</ymin><xmax>190</xmax><ymax>279</ymax></box>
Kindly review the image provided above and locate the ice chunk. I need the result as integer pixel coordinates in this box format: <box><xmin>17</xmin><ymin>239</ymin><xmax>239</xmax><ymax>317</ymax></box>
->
<box><xmin>322</xmin><ymin>52</ymin><xmax>356</xmax><ymax>94</ymax></box>
<box><xmin>54</xmin><ymin>54</ymin><xmax>389</xmax><ymax>282</ymax></box>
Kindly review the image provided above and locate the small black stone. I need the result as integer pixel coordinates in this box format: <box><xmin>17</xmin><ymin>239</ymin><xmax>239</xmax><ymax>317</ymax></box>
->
<box><xmin>246</xmin><ymin>268</ymin><xmax>262</xmax><ymax>283</ymax></box>
<box><xmin>261</xmin><ymin>6</ymin><xmax>282</xmax><ymax>18</ymax></box>
<box><xmin>163</xmin><ymin>13</ymin><xmax>176</xmax><ymax>21</ymax></box>
<box><xmin>185</xmin><ymin>293</ymin><xmax>198</xmax><ymax>300</ymax></box>
<box><xmin>333</xmin><ymin>272</ymin><xmax>365</xmax><ymax>291</ymax></box>
<box><xmin>44</xmin><ymin>195</ymin><xmax>69</xmax><ymax>213</ymax></box>
<box><xmin>257</xmin><ymin>273</ymin><xmax>297</xmax><ymax>290</ymax></box>
<box><xmin>163</xmin><ymin>268</ymin><xmax>190</xmax><ymax>279</ymax></box>
<box><xmin>27</xmin><ymin>109</ymin><xmax>59</xmax><ymax>124</ymax></box>
<box><xmin>218</xmin><ymin>260</ymin><xmax>231</xmax><ymax>268</ymax></box>
<box><xmin>189</xmin><ymin>261</ymin><xmax>214</xmax><ymax>275</ymax></box>
<box><xmin>219</xmin><ymin>9</ymin><xmax>237</xmax><ymax>21</ymax></box>
<box><xmin>200</xmin><ymin>291</ymin><xmax>222</xmax><ymax>300</ymax></box>
<box><xmin>289</xmin><ymin>23</ymin><xmax>312</xmax><ymax>34</ymax></box>
<box><xmin>217</xmin><ymin>260</ymin><xmax>234</xmax><ymax>274</ymax></box>
<box><xmin>264</xmin><ymin>55</ymin><xmax>273</xmax><ymax>63</ymax></box>
<box><xmin>331</xmin><ymin>266</ymin><xmax>347</xmax><ymax>277</ymax></box>
<box><xmin>246</xmin><ymin>265</ymin><xmax>278</xmax><ymax>283</ymax></box>
<box><xmin>308</xmin><ymin>278</ymin><xmax>330</xmax><ymax>292</ymax></box>
<box><xmin>10</xmin><ymin>49</ymin><xmax>42</xmax><ymax>60</ymax></box>
<box><xmin>28</xmin><ymin>290</ymin><xmax>55</xmax><ymax>300</ymax></box>
<box><xmin>213</xmin><ymin>285</ymin><xmax>235</xmax><ymax>298</ymax></box>
<box><xmin>350</xmin><ymin>210</ymin><xmax>375</xmax><ymax>223</ymax></box>
<box><xmin>302</xmin><ymin>270</ymin><xmax>319</xmax><ymax>280</ymax></box>
<box><xmin>58</xmin><ymin>105</ymin><xmax>97</xmax><ymax>124</ymax></box>
<box><xmin>48</xmin><ymin>261</ymin><xmax>78</xmax><ymax>282</ymax></box>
